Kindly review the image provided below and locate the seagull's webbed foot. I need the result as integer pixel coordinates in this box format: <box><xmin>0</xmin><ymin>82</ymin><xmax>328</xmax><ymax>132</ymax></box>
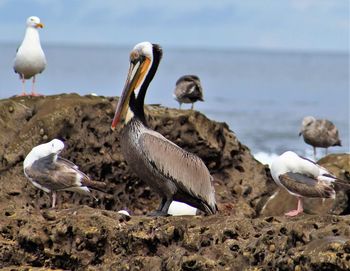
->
<box><xmin>285</xmin><ymin>209</ymin><xmax>303</xmax><ymax>217</ymax></box>
<box><xmin>30</xmin><ymin>91</ymin><xmax>43</xmax><ymax>97</ymax></box>
<box><xmin>285</xmin><ymin>197</ymin><xmax>303</xmax><ymax>217</ymax></box>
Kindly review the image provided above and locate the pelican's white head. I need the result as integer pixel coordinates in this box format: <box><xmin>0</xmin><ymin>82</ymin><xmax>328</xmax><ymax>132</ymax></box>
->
<box><xmin>26</xmin><ymin>16</ymin><xmax>44</xmax><ymax>29</ymax></box>
<box><xmin>23</xmin><ymin>139</ymin><xmax>64</xmax><ymax>169</ymax></box>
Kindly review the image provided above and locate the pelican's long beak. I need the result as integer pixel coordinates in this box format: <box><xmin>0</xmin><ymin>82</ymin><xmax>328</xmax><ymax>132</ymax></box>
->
<box><xmin>111</xmin><ymin>56</ymin><xmax>151</xmax><ymax>130</ymax></box>
<box><xmin>35</xmin><ymin>23</ymin><xmax>44</xmax><ymax>28</ymax></box>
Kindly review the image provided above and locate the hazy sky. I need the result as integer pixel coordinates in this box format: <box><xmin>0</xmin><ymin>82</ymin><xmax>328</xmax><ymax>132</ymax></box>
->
<box><xmin>0</xmin><ymin>0</ymin><xmax>348</xmax><ymax>51</ymax></box>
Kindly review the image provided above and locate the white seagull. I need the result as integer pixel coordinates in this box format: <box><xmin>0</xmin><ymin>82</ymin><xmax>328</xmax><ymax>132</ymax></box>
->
<box><xmin>14</xmin><ymin>16</ymin><xmax>47</xmax><ymax>96</ymax></box>
<box><xmin>299</xmin><ymin>116</ymin><xmax>341</xmax><ymax>160</ymax></box>
<box><xmin>270</xmin><ymin>151</ymin><xmax>350</xmax><ymax>217</ymax></box>
<box><xmin>23</xmin><ymin>139</ymin><xmax>106</xmax><ymax>208</ymax></box>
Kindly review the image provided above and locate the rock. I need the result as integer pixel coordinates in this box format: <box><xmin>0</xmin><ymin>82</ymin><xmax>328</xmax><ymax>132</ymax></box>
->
<box><xmin>0</xmin><ymin>94</ymin><xmax>349</xmax><ymax>270</ymax></box>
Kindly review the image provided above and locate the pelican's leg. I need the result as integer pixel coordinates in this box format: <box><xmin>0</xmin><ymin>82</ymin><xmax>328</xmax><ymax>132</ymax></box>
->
<box><xmin>51</xmin><ymin>191</ymin><xmax>57</xmax><ymax>208</ymax></box>
<box><xmin>179</xmin><ymin>103</ymin><xmax>182</xmax><ymax>109</ymax></box>
<box><xmin>285</xmin><ymin>197</ymin><xmax>304</xmax><ymax>217</ymax></box>
<box><xmin>325</xmin><ymin>148</ymin><xmax>328</xmax><ymax>155</ymax></box>
<box><xmin>148</xmin><ymin>197</ymin><xmax>171</xmax><ymax>216</ymax></box>
<box><xmin>160</xmin><ymin>198</ymin><xmax>172</xmax><ymax>214</ymax></box>
<box><xmin>191</xmin><ymin>103</ymin><xmax>194</xmax><ymax>110</ymax></box>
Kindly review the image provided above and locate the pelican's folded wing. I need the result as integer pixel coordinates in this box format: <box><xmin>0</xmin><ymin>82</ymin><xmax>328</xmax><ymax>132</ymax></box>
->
<box><xmin>139</xmin><ymin>131</ymin><xmax>217</xmax><ymax>213</ymax></box>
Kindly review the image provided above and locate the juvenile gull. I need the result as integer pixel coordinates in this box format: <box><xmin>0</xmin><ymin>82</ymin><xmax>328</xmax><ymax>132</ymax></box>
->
<box><xmin>173</xmin><ymin>75</ymin><xmax>204</xmax><ymax>109</ymax></box>
<box><xmin>23</xmin><ymin>139</ymin><xmax>106</xmax><ymax>208</ymax></box>
<box><xmin>270</xmin><ymin>151</ymin><xmax>350</xmax><ymax>217</ymax></box>
<box><xmin>14</xmin><ymin>16</ymin><xmax>46</xmax><ymax>96</ymax></box>
<box><xmin>299</xmin><ymin>116</ymin><xmax>341</xmax><ymax>159</ymax></box>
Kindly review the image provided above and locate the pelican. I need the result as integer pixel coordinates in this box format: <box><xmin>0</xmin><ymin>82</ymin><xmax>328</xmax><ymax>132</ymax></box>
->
<box><xmin>270</xmin><ymin>151</ymin><xmax>350</xmax><ymax>216</ymax></box>
<box><xmin>14</xmin><ymin>16</ymin><xmax>46</xmax><ymax>96</ymax></box>
<box><xmin>111</xmin><ymin>42</ymin><xmax>217</xmax><ymax>216</ymax></box>
<box><xmin>24</xmin><ymin>139</ymin><xmax>106</xmax><ymax>208</ymax></box>
<box><xmin>299</xmin><ymin>116</ymin><xmax>341</xmax><ymax>160</ymax></box>
<box><xmin>173</xmin><ymin>75</ymin><xmax>204</xmax><ymax>109</ymax></box>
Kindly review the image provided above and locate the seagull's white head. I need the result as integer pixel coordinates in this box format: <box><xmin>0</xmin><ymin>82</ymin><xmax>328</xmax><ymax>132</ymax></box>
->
<box><xmin>26</xmin><ymin>16</ymin><xmax>44</xmax><ymax>29</ymax></box>
<box><xmin>23</xmin><ymin>139</ymin><xmax>65</xmax><ymax>169</ymax></box>
<box><xmin>270</xmin><ymin>151</ymin><xmax>320</xmax><ymax>185</ymax></box>
<box><xmin>49</xmin><ymin>139</ymin><xmax>65</xmax><ymax>154</ymax></box>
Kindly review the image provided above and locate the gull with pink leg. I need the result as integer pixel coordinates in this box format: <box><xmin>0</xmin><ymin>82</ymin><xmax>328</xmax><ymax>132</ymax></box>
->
<box><xmin>14</xmin><ymin>16</ymin><xmax>46</xmax><ymax>96</ymax></box>
<box><xmin>270</xmin><ymin>151</ymin><xmax>350</xmax><ymax>217</ymax></box>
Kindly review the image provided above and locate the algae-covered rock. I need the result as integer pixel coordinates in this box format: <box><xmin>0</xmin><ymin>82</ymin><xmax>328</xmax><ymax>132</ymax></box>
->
<box><xmin>0</xmin><ymin>94</ymin><xmax>349</xmax><ymax>270</ymax></box>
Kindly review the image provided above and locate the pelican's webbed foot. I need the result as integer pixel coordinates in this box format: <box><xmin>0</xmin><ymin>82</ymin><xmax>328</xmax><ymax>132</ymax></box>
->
<box><xmin>147</xmin><ymin>210</ymin><xmax>170</xmax><ymax>217</ymax></box>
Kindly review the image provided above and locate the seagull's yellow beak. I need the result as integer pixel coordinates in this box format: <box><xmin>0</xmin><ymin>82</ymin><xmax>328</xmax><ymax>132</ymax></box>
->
<box><xmin>35</xmin><ymin>23</ymin><xmax>44</xmax><ymax>28</ymax></box>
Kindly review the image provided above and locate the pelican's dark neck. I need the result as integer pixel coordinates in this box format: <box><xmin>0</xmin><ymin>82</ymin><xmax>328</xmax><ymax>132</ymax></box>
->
<box><xmin>129</xmin><ymin>44</ymin><xmax>162</xmax><ymax>126</ymax></box>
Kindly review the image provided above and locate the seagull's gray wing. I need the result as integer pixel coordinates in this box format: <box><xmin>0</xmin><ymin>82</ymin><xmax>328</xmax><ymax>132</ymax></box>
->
<box><xmin>279</xmin><ymin>172</ymin><xmax>335</xmax><ymax>198</ymax></box>
<box><xmin>25</xmin><ymin>154</ymin><xmax>81</xmax><ymax>191</ymax></box>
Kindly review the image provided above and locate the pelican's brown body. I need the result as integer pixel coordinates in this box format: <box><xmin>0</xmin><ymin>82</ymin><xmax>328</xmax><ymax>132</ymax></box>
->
<box><xmin>112</xmin><ymin>42</ymin><xmax>217</xmax><ymax>215</ymax></box>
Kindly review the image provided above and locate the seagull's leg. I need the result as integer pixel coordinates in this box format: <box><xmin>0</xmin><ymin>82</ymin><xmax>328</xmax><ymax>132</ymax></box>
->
<box><xmin>325</xmin><ymin>148</ymin><xmax>328</xmax><ymax>155</ymax></box>
<box><xmin>30</xmin><ymin>75</ymin><xmax>41</xmax><ymax>96</ymax></box>
<box><xmin>179</xmin><ymin>103</ymin><xmax>182</xmax><ymax>110</ymax></box>
<box><xmin>191</xmin><ymin>103</ymin><xmax>194</xmax><ymax>110</ymax></box>
<box><xmin>313</xmin><ymin>147</ymin><xmax>317</xmax><ymax>160</ymax></box>
<box><xmin>19</xmin><ymin>75</ymin><xmax>26</xmax><ymax>96</ymax></box>
<box><xmin>51</xmin><ymin>191</ymin><xmax>57</xmax><ymax>208</ymax></box>
<box><xmin>285</xmin><ymin>197</ymin><xmax>304</xmax><ymax>217</ymax></box>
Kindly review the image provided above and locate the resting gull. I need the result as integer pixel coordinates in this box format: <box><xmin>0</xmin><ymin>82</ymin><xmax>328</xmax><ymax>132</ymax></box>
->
<box><xmin>14</xmin><ymin>16</ymin><xmax>46</xmax><ymax>96</ymax></box>
<box><xmin>299</xmin><ymin>116</ymin><xmax>341</xmax><ymax>159</ymax></box>
<box><xmin>168</xmin><ymin>201</ymin><xmax>198</xmax><ymax>216</ymax></box>
<box><xmin>173</xmin><ymin>75</ymin><xmax>204</xmax><ymax>109</ymax></box>
<box><xmin>270</xmin><ymin>151</ymin><xmax>350</xmax><ymax>216</ymax></box>
<box><xmin>23</xmin><ymin>139</ymin><xmax>106</xmax><ymax>208</ymax></box>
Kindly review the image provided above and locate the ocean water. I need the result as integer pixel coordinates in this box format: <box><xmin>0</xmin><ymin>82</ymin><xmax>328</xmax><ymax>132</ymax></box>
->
<box><xmin>0</xmin><ymin>43</ymin><xmax>348</xmax><ymax>162</ymax></box>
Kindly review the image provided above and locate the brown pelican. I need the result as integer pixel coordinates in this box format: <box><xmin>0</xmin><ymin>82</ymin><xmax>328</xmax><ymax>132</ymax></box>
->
<box><xmin>270</xmin><ymin>151</ymin><xmax>350</xmax><ymax>216</ymax></box>
<box><xmin>299</xmin><ymin>116</ymin><xmax>341</xmax><ymax>159</ymax></box>
<box><xmin>24</xmin><ymin>139</ymin><xmax>106</xmax><ymax>208</ymax></box>
<box><xmin>173</xmin><ymin>75</ymin><xmax>204</xmax><ymax>109</ymax></box>
<box><xmin>111</xmin><ymin>42</ymin><xmax>217</xmax><ymax>216</ymax></box>
<box><xmin>14</xmin><ymin>16</ymin><xmax>46</xmax><ymax>96</ymax></box>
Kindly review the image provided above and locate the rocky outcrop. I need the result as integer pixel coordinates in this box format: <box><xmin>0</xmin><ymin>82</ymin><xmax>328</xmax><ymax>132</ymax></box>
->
<box><xmin>0</xmin><ymin>94</ymin><xmax>349</xmax><ymax>270</ymax></box>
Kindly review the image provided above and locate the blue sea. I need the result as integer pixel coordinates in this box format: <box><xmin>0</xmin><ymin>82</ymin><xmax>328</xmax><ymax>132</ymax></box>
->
<box><xmin>0</xmin><ymin>43</ymin><xmax>348</xmax><ymax>163</ymax></box>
